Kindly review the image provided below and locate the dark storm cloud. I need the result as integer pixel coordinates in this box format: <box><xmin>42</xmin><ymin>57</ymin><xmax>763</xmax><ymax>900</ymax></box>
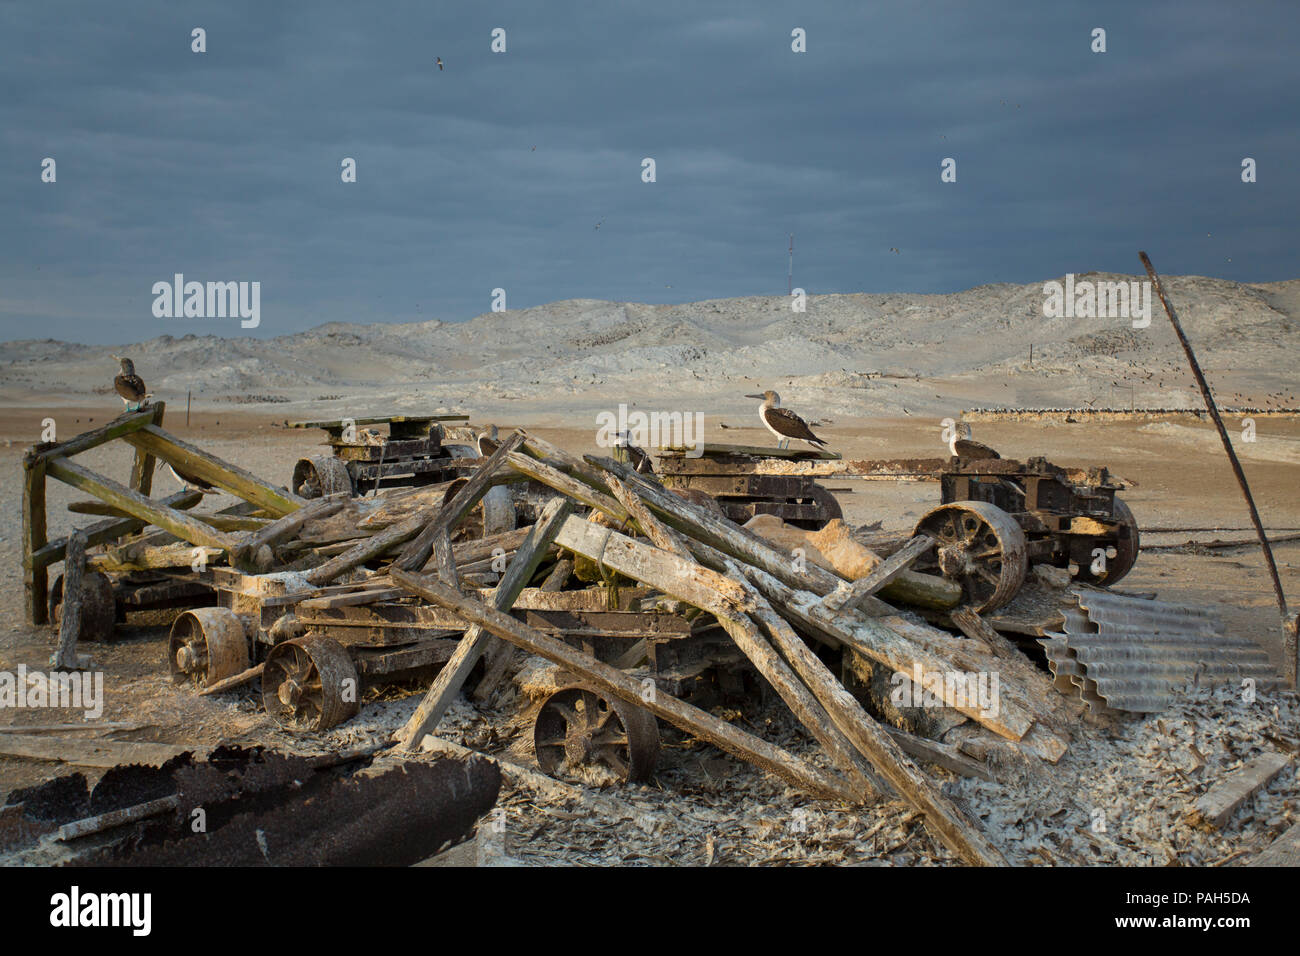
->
<box><xmin>1</xmin><ymin>0</ymin><xmax>1296</xmax><ymax>343</ymax></box>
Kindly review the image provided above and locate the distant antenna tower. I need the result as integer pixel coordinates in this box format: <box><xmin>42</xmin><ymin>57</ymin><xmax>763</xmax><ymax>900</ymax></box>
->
<box><xmin>788</xmin><ymin>234</ymin><xmax>794</xmax><ymax>295</ymax></box>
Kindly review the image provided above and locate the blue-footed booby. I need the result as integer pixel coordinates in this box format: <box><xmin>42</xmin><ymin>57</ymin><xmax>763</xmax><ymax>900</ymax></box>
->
<box><xmin>745</xmin><ymin>390</ymin><xmax>827</xmax><ymax>451</ymax></box>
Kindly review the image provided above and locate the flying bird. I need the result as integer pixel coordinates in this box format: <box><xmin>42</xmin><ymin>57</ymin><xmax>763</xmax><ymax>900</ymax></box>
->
<box><xmin>436</xmin><ymin>57</ymin><xmax>444</xmax><ymax>70</ymax></box>
<box><xmin>111</xmin><ymin>356</ymin><xmax>150</xmax><ymax>411</ymax></box>
<box><xmin>745</xmin><ymin>391</ymin><xmax>827</xmax><ymax>450</ymax></box>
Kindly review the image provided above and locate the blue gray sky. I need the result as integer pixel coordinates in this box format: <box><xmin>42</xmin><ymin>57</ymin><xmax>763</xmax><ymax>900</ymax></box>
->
<box><xmin>2</xmin><ymin>0</ymin><xmax>1297</xmax><ymax>343</ymax></box>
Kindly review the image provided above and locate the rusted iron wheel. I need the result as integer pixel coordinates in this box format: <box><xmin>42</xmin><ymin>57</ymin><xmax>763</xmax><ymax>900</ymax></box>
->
<box><xmin>914</xmin><ymin>500</ymin><xmax>1027</xmax><ymax>612</ymax></box>
<box><xmin>292</xmin><ymin>455</ymin><xmax>352</xmax><ymax>499</ymax></box>
<box><xmin>48</xmin><ymin>571</ymin><xmax>117</xmax><ymax>642</ymax></box>
<box><xmin>169</xmin><ymin>607</ymin><xmax>249</xmax><ymax>687</ymax></box>
<box><xmin>800</xmin><ymin>484</ymin><xmax>844</xmax><ymax>530</ymax></box>
<box><xmin>1072</xmin><ymin>496</ymin><xmax>1140</xmax><ymax>586</ymax></box>
<box><xmin>262</xmin><ymin>635</ymin><xmax>359</xmax><ymax>732</ymax></box>
<box><xmin>534</xmin><ymin>684</ymin><xmax>659</xmax><ymax>784</ymax></box>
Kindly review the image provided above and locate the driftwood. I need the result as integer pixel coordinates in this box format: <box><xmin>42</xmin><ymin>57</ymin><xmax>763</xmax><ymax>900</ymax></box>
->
<box><xmin>1193</xmin><ymin>752</ymin><xmax>1292</xmax><ymax>829</ymax></box>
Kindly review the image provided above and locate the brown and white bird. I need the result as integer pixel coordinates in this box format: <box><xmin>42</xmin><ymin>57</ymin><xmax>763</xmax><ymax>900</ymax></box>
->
<box><xmin>436</xmin><ymin>57</ymin><xmax>444</xmax><ymax>71</ymax></box>
<box><xmin>111</xmin><ymin>355</ymin><xmax>150</xmax><ymax>411</ymax></box>
<box><xmin>745</xmin><ymin>390</ymin><xmax>827</xmax><ymax>450</ymax></box>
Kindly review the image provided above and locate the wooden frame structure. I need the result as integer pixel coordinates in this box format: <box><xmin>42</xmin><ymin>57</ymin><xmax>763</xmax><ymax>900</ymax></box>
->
<box><xmin>22</xmin><ymin>403</ymin><xmax>306</xmax><ymax>625</ymax></box>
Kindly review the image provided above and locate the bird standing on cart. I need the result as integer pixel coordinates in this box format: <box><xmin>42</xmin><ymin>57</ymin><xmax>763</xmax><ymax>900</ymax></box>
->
<box><xmin>745</xmin><ymin>390</ymin><xmax>827</xmax><ymax>451</ymax></box>
<box><xmin>111</xmin><ymin>355</ymin><xmax>150</xmax><ymax>411</ymax></box>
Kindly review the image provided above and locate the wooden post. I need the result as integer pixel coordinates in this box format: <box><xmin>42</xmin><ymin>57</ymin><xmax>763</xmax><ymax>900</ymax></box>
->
<box><xmin>231</xmin><ymin>493</ymin><xmax>347</xmax><ymax>571</ymax></box>
<box><xmin>53</xmin><ymin>531</ymin><xmax>87</xmax><ymax>669</ymax></box>
<box><xmin>33</xmin><ymin>490</ymin><xmax>203</xmax><ymax>570</ymax></box>
<box><xmin>393</xmin><ymin>571</ymin><xmax>862</xmax><ymax>803</ymax></box>
<box><xmin>395</xmin><ymin>497</ymin><xmax>573</xmax><ymax>749</ymax></box>
<box><xmin>128</xmin><ymin>401</ymin><xmax>166</xmax><ymax>498</ymax></box>
<box><xmin>22</xmin><ymin>454</ymin><xmax>48</xmax><ymax>625</ymax></box>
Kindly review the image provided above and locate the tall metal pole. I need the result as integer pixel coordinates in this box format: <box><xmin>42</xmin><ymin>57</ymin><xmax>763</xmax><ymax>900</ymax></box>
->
<box><xmin>788</xmin><ymin>234</ymin><xmax>793</xmax><ymax>296</ymax></box>
<box><xmin>1140</xmin><ymin>251</ymin><xmax>1297</xmax><ymax>685</ymax></box>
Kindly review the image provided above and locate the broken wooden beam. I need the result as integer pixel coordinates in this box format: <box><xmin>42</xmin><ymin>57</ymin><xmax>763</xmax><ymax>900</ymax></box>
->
<box><xmin>53</xmin><ymin>530</ymin><xmax>88</xmax><ymax>670</ymax></box>
<box><xmin>44</xmin><ymin>456</ymin><xmax>238</xmax><ymax>554</ymax></box>
<box><xmin>395</xmin><ymin>496</ymin><xmax>574</xmax><ymax>749</ymax></box>
<box><xmin>820</xmin><ymin>534</ymin><xmax>934</xmax><ymax>613</ymax></box>
<box><xmin>122</xmin><ymin>424</ymin><xmax>304</xmax><ymax>516</ymax></box>
<box><xmin>232</xmin><ymin>492</ymin><xmax>348</xmax><ymax>571</ymax></box>
<box><xmin>392</xmin><ymin>571</ymin><xmax>862</xmax><ymax>803</ymax></box>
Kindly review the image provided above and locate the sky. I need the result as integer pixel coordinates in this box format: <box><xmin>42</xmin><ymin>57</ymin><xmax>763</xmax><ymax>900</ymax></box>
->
<box><xmin>1</xmin><ymin>0</ymin><xmax>1297</xmax><ymax>343</ymax></box>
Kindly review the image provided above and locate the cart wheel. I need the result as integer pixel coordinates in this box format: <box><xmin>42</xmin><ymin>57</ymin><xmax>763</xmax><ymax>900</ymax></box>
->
<box><xmin>292</xmin><ymin>455</ymin><xmax>352</xmax><ymax>499</ymax></box>
<box><xmin>1072</xmin><ymin>496</ymin><xmax>1140</xmax><ymax>586</ymax></box>
<box><xmin>262</xmin><ymin>635</ymin><xmax>359</xmax><ymax>732</ymax></box>
<box><xmin>914</xmin><ymin>500</ymin><xmax>1027</xmax><ymax>612</ymax></box>
<box><xmin>534</xmin><ymin>684</ymin><xmax>659</xmax><ymax>784</ymax></box>
<box><xmin>48</xmin><ymin>571</ymin><xmax>117</xmax><ymax>642</ymax></box>
<box><xmin>169</xmin><ymin>607</ymin><xmax>249</xmax><ymax>687</ymax></box>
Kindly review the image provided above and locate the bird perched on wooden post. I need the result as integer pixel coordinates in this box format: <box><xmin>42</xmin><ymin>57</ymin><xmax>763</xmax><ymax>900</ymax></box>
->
<box><xmin>745</xmin><ymin>390</ymin><xmax>827</xmax><ymax>451</ymax></box>
<box><xmin>111</xmin><ymin>355</ymin><xmax>150</xmax><ymax>411</ymax></box>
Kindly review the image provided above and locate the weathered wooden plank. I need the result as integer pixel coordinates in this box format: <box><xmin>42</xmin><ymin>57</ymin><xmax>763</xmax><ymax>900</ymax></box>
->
<box><xmin>45</xmin><ymin>456</ymin><xmax>237</xmax><ymax>553</ymax></box>
<box><xmin>295</xmin><ymin>587</ymin><xmax>407</xmax><ymax>610</ymax></box>
<box><xmin>122</xmin><ymin>424</ymin><xmax>304</xmax><ymax>516</ymax></box>
<box><xmin>1251</xmin><ymin>821</ymin><xmax>1300</xmax><ymax>866</ymax></box>
<box><xmin>232</xmin><ymin>493</ymin><xmax>347</xmax><ymax>570</ymax></box>
<box><xmin>0</xmin><ymin>735</ymin><xmax>194</xmax><ymax>769</ymax></box>
<box><xmin>127</xmin><ymin>400</ymin><xmax>167</xmax><ymax>500</ymax></box>
<box><xmin>396</xmin><ymin>571</ymin><xmax>862</xmax><ymax>803</ymax></box>
<box><xmin>607</xmin><ymin>473</ymin><xmax>694</xmax><ymax>558</ymax></box>
<box><xmin>1194</xmin><ymin>752</ymin><xmax>1293</xmax><ymax>829</ymax></box>
<box><xmin>820</xmin><ymin>534</ymin><xmax>935</xmax><ymax>613</ymax></box>
<box><xmin>28</xmin><ymin>406</ymin><xmax>159</xmax><ymax>462</ymax></box>
<box><xmin>34</xmin><ymin>490</ymin><xmax>205</xmax><ymax>571</ymax></box>
<box><xmin>197</xmin><ymin>663</ymin><xmax>265</xmax><ymax>696</ymax></box>
<box><xmin>396</xmin><ymin>497</ymin><xmax>574</xmax><ymax>749</ymax></box>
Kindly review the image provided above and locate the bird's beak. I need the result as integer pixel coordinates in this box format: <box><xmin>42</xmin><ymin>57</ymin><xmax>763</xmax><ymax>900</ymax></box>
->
<box><xmin>744</xmin><ymin>394</ymin><xmax>763</xmax><ymax>400</ymax></box>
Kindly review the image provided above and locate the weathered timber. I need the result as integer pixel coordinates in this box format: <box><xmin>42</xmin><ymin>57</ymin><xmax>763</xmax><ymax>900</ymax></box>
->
<box><xmin>396</xmin><ymin>497</ymin><xmax>574</xmax><ymax>749</ymax></box>
<box><xmin>432</xmin><ymin>526</ymin><xmax>457</xmax><ymax>585</ymax></box>
<box><xmin>128</xmin><ymin>401</ymin><xmax>167</xmax><ymax>500</ymax></box>
<box><xmin>197</xmin><ymin>663</ymin><xmax>265</xmax><ymax>696</ymax></box>
<box><xmin>1193</xmin><ymin>752</ymin><xmax>1293</xmax><ymax>829</ymax></box>
<box><xmin>394</xmin><ymin>430</ymin><xmax>527</xmax><ymax>571</ymax></box>
<box><xmin>715</xmin><ymin>554</ymin><xmax>1005</xmax><ymax>864</ymax></box>
<box><xmin>27</xmin><ymin>406</ymin><xmax>158</xmax><ymax>462</ymax></box>
<box><xmin>474</xmin><ymin>552</ymin><xmax>572</xmax><ymax>702</ymax></box>
<box><xmin>232</xmin><ymin>493</ymin><xmax>348</xmax><ymax>570</ymax></box>
<box><xmin>0</xmin><ymin>735</ymin><xmax>195</xmax><ymax>769</ymax></box>
<box><xmin>44</xmin><ymin>457</ymin><xmax>238</xmax><ymax>553</ymax></box>
<box><xmin>34</xmin><ymin>490</ymin><xmax>204</xmax><ymax>570</ymax></box>
<box><xmin>22</xmin><ymin>454</ymin><xmax>48</xmax><ymax>625</ymax></box>
<box><xmin>123</xmin><ymin>424</ymin><xmax>304</xmax><ymax>516</ymax></box>
<box><xmin>607</xmin><ymin>473</ymin><xmax>694</xmax><ymax>558</ymax></box>
<box><xmin>820</xmin><ymin>534</ymin><xmax>935</xmax><ymax>613</ymax></box>
<box><xmin>53</xmin><ymin>531</ymin><xmax>89</xmax><ymax>670</ymax></box>
<box><xmin>884</xmin><ymin>727</ymin><xmax>996</xmax><ymax>782</ymax></box>
<box><xmin>296</xmin><ymin>587</ymin><xmax>407</xmax><ymax>610</ymax></box>
<box><xmin>552</xmin><ymin>515</ymin><xmax>753</xmax><ymax>616</ymax></box>
<box><xmin>1251</xmin><ymin>821</ymin><xmax>1300</xmax><ymax>866</ymax></box>
<box><xmin>398</xmin><ymin>572</ymin><xmax>862</xmax><ymax>802</ymax></box>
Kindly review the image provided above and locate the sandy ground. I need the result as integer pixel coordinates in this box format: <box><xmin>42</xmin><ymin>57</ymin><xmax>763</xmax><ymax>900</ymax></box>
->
<box><xmin>2</xmin><ymin>400</ymin><xmax>1298</xmax><ymax>865</ymax></box>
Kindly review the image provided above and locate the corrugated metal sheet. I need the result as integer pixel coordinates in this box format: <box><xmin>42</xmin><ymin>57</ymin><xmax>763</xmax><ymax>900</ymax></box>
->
<box><xmin>1038</xmin><ymin>588</ymin><xmax>1277</xmax><ymax>714</ymax></box>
